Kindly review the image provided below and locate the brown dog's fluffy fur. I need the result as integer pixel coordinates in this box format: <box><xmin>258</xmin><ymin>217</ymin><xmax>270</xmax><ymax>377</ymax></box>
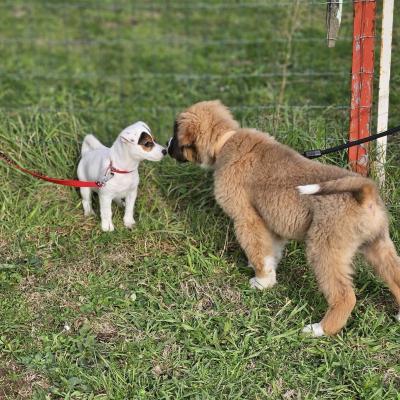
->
<box><xmin>168</xmin><ymin>100</ymin><xmax>400</xmax><ymax>336</ymax></box>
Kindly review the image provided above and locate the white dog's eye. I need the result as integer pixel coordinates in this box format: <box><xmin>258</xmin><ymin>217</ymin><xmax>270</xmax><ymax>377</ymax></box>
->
<box><xmin>138</xmin><ymin>132</ymin><xmax>155</xmax><ymax>150</ymax></box>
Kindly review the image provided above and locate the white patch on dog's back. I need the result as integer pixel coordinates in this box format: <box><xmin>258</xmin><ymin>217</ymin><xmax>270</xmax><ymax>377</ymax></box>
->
<box><xmin>297</xmin><ymin>184</ymin><xmax>320</xmax><ymax>195</ymax></box>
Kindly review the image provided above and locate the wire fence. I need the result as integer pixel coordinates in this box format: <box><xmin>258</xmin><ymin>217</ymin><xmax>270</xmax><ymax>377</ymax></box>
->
<box><xmin>0</xmin><ymin>1</ymin><xmax>398</xmax><ymax>156</ymax></box>
<box><xmin>0</xmin><ymin>1</ymin><xmax>358</xmax><ymax>11</ymax></box>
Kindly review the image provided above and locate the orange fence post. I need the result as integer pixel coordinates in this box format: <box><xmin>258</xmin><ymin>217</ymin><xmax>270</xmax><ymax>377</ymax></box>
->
<box><xmin>349</xmin><ymin>0</ymin><xmax>376</xmax><ymax>175</ymax></box>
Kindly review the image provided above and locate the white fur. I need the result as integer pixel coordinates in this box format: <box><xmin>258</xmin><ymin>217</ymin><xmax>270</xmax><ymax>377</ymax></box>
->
<box><xmin>200</xmin><ymin>163</ymin><xmax>212</xmax><ymax>170</ymax></box>
<box><xmin>167</xmin><ymin>137</ymin><xmax>173</xmax><ymax>150</ymax></box>
<box><xmin>273</xmin><ymin>239</ymin><xmax>287</xmax><ymax>263</ymax></box>
<box><xmin>302</xmin><ymin>322</ymin><xmax>325</xmax><ymax>337</ymax></box>
<box><xmin>77</xmin><ymin>121</ymin><xmax>166</xmax><ymax>231</ymax></box>
<box><xmin>249</xmin><ymin>255</ymin><xmax>278</xmax><ymax>289</ymax></box>
<box><xmin>395</xmin><ymin>311</ymin><xmax>400</xmax><ymax>321</ymax></box>
<box><xmin>264</xmin><ymin>255</ymin><xmax>277</xmax><ymax>271</ymax></box>
<box><xmin>249</xmin><ymin>274</ymin><xmax>276</xmax><ymax>290</ymax></box>
<box><xmin>297</xmin><ymin>184</ymin><xmax>320</xmax><ymax>195</ymax></box>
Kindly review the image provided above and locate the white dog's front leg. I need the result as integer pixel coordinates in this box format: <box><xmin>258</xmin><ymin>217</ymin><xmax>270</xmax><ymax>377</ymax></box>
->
<box><xmin>99</xmin><ymin>194</ymin><xmax>114</xmax><ymax>232</ymax></box>
<box><xmin>123</xmin><ymin>188</ymin><xmax>137</xmax><ymax>229</ymax></box>
<box><xmin>80</xmin><ymin>187</ymin><xmax>94</xmax><ymax>216</ymax></box>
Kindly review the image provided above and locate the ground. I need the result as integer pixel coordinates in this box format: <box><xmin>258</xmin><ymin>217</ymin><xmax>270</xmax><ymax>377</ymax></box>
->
<box><xmin>0</xmin><ymin>1</ymin><xmax>400</xmax><ymax>399</ymax></box>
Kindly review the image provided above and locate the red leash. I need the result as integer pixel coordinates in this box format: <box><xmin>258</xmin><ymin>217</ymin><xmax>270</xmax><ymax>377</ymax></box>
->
<box><xmin>0</xmin><ymin>150</ymin><xmax>132</xmax><ymax>188</ymax></box>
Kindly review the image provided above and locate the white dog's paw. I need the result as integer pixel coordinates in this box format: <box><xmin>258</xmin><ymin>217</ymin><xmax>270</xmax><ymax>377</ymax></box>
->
<box><xmin>82</xmin><ymin>201</ymin><xmax>95</xmax><ymax>217</ymax></box>
<box><xmin>395</xmin><ymin>311</ymin><xmax>400</xmax><ymax>321</ymax></box>
<box><xmin>249</xmin><ymin>274</ymin><xmax>277</xmax><ymax>290</ymax></box>
<box><xmin>101</xmin><ymin>221</ymin><xmax>115</xmax><ymax>232</ymax></box>
<box><xmin>123</xmin><ymin>218</ymin><xmax>136</xmax><ymax>229</ymax></box>
<box><xmin>302</xmin><ymin>322</ymin><xmax>325</xmax><ymax>337</ymax></box>
<box><xmin>84</xmin><ymin>209</ymin><xmax>95</xmax><ymax>217</ymax></box>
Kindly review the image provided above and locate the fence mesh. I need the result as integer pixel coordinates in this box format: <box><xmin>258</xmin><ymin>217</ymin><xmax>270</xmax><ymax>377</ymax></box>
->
<box><xmin>0</xmin><ymin>1</ymin><xmax>398</xmax><ymax>161</ymax></box>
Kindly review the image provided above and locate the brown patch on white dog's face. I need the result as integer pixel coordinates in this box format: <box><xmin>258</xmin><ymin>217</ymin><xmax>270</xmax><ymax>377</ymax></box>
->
<box><xmin>138</xmin><ymin>131</ymin><xmax>155</xmax><ymax>152</ymax></box>
<box><xmin>167</xmin><ymin>100</ymin><xmax>239</xmax><ymax>166</ymax></box>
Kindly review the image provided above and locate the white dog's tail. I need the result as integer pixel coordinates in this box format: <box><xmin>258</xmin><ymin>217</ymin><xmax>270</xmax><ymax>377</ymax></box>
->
<box><xmin>81</xmin><ymin>134</ymin><xmax>106</xmax><ymax>155</ymax></box>
<box><xmin>297</xmin><ymin>176</ymin><xmax>378</xmax><ymax>205</ymax></box>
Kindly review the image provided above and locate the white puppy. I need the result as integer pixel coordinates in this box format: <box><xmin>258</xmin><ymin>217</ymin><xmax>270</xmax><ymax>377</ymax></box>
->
<box><xmin>77</xmin><ymin>121</ymin><xmax>166</xmax><ymax>231</ymax></box>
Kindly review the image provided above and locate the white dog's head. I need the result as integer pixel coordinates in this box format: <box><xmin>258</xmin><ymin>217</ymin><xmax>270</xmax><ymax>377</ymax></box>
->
<box><xmin>119</xmin><ymin>121</ymin><xmax>166</xmax><ymax>162</ymax></box>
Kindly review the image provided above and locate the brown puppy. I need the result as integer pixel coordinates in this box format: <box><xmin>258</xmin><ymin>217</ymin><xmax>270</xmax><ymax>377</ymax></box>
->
<box><xmin>168</xmin><ymin>100</ymin><xmax>400</xmax><ymax>337</ymax></box>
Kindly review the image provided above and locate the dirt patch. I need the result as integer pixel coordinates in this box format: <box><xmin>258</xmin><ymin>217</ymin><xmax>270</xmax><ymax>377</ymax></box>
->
<box><xmin>0</xmin><ymin>359</ymin><xmax>49</xmax><ymax>399</ymax></box>
<box><xmin>20</xmin><ymin>259</ymin><xmax>100</xmax><ymax>324</ymax></box>
<box><xmin>0</xmin><ymin>237</ymin><xmax>12</xmax><ymax>260</ymax></box>
<box><xmin>181</xmin><ymin>278</ymin><xmax>247</xmax><ymax>314</ymax></box>
<box><xmin>101</xmin><ymin>239</ymin><xmax>179</xmax><ymax>267</ymax></box>
<box><xmin>101</xmin><ymin>247</ymin><xmax>137</xmax><ymax>267</ymax></box>
<box><xmin>152</xmin><ymin>342</ymin><xmax>184</xmax><ymax>378</ymax></box>
<box><xmin>12</xmin><ymin>5</ymin><xmax>28</xmax><ymax>18</ymax></box>
<box><xmin>90</xmin><ymin>316</ymin><xmax>118</xmax><ymax>343</ymax></box>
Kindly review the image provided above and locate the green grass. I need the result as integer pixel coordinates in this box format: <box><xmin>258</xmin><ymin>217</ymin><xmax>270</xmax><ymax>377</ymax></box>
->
<box><xmin>0</xmin><ymin>1</ymin><xmax>400</xmax><ymax>399</ymax></box>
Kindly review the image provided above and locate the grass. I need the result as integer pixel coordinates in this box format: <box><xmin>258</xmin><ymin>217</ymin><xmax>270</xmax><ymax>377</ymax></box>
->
<box><xmin>0</xmin><ymin>1</ymin><xmax>400</xmax><ymax>399</ymax></box>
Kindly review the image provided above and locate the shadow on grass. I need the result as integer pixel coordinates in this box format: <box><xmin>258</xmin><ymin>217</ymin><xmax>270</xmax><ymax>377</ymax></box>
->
<box><xmin>154</xmin><ymin>157</ymin><xmax>400</xmax><ymax>324</ymax></box>
<box><xmin>155</xmin><ymin>158</ymin><xmax>249</xmax><ymax>261</ymax></box>
<box><xmin>154</xmin><ymin>158</ymin><xmax>319</xmax><ymax>292</ymax></box>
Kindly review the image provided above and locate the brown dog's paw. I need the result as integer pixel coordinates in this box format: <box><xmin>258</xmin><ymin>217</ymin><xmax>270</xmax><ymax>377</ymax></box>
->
<box><xmin>302</xmin><ymin>322</ymin><xmax>325</xmax><ymax>337</ymax></box>
<box><xmin>249</xmin><ymin>275</ymin><xmax>276</xmax><ymax>290</ymax></box>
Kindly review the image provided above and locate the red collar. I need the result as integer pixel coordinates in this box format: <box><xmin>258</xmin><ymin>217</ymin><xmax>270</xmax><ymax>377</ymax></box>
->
<box><xmin>109</xmin><ymin>162</ymin><xmax>133</xmax><ymax>174</ymax></box>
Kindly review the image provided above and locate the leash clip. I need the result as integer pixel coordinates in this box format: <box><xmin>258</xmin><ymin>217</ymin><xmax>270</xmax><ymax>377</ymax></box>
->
<box><xmin>303</xmin><ymin>149</ymin><xmax>322</xmax><ymax>159</ymax></box>
<box><xmin>96</xmin><ymin>172</ymin><xmax>114</xmax><ymax>188</ymax></box>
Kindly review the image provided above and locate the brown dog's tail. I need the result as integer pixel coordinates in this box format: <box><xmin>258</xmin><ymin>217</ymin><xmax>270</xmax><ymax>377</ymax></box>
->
<box><xmin>297</xmin><ymin>176</ymin><xmax>378</xmax><ymax>204</ymax></box>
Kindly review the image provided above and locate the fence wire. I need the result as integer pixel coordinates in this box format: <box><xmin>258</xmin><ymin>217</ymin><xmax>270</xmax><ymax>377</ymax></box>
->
<box><xmin>0</xmin><ymin>0</ymin><xmax>397</xmax><ymax>156</ymax></box>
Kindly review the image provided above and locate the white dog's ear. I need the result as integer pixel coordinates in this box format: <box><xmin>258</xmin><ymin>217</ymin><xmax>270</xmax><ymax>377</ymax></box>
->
<box><xmin>120</xmin><ymin>136</ymin><xmax>133</xmax><ymax>144</ymax></box>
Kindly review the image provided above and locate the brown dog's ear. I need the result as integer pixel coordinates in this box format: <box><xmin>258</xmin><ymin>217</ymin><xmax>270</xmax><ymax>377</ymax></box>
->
<box><xmin>177</xmin><ymin>111</ymin><xmax>199</xmax><ymax>147</ymax></box>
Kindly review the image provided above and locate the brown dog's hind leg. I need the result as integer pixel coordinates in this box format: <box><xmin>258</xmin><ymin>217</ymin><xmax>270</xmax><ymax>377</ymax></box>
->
<box><xmin>233</xmin><ymin>208</ymin><xmax>278</xmax><ymax>290</ymax></box>
<box><xmin>362</xmin><ymin>232</ymin><xmax>400</xmax><ymax>319</ymax></box>
<box><xmin>304</xmin><ymin>235</ymin><xmax>358</xmax><ymax>336</ymax></box>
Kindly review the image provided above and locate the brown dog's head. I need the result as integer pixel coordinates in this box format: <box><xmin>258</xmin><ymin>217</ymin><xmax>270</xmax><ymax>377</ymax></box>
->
<box><xmin>167</xmin><ymin>100</ymin><xmax>239</xmax><ymax>167</ymax></box>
